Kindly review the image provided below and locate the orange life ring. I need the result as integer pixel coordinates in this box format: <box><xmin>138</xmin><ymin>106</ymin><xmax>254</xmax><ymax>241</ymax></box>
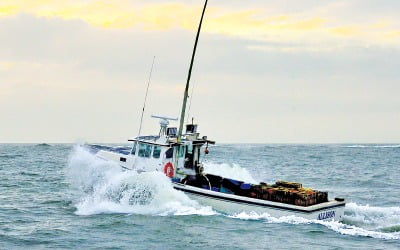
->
<box><xmin>163</xmin><ymin>162</ymin><xmax>174</xmax><ymax>178</ymax></box>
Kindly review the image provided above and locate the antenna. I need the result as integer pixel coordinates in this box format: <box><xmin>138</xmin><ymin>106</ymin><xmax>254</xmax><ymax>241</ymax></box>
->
<box><xmin>151</xmin><ymin>115</ymin><xmax>178</xmax><ymax>136</ymax></box>
<box><xmin>151</xmin><ymin>115</ymin><xmax>178</xmax><ymax>121</ymax></box>
<box><xmin>137</xmin><ymin>56</ymin><xmax>156</xmax><ymax>137</ymax></box>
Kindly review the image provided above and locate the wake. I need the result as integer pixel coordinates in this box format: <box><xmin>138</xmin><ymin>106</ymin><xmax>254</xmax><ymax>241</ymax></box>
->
<box><xmin>229</xmin><ymin>203</ymin><xmax>400</xmax><ymax>240</ymax></box>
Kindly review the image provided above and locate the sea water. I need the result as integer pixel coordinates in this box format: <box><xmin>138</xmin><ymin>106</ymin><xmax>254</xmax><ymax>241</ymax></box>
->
<box><xmin>0</xmin><ymin>143</ymin><xmax>399</xmax><ymax>249</ymax></box>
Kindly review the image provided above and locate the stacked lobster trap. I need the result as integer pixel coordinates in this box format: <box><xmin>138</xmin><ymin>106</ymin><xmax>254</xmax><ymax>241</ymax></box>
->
<box><xmin>182</xmin><ymin>174</ymin><xmax>329</xmax><ymax>207</ymax></box>
<box><xmin>253</xmin><ymin>181</ymin><xmax>328</xmax><ymax>206</ymax></box>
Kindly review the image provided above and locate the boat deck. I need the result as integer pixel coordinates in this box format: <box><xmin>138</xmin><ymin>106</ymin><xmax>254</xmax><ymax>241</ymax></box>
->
<box><xmin>173</xmin><ymin>182</ymin><xmax>345</xmax><ymax>214</ymax></box>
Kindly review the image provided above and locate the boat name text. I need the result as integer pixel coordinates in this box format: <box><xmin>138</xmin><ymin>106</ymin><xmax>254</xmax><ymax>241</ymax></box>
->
<box><xmin>318</xmin><ymin>211</ymin><xmax>335</xmax><ymax>220</ymax></box>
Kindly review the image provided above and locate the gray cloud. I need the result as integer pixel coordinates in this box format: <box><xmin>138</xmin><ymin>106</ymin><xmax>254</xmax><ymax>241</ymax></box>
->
<box><xmin>0</xmin><ymin>6</ymin><xmax>399</xmax><ymax>143</ymax></box>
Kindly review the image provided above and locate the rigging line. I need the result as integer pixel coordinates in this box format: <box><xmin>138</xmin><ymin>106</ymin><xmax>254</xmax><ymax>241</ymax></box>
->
<box><xmin>186</xmin><ymin>83</ymin><xmax>195</xmax><ymax>124</ymax></box>
<box><xmin>137</xmin><ymin>56</ymin><xmax>156</xmax><ymax>138</ymax></box>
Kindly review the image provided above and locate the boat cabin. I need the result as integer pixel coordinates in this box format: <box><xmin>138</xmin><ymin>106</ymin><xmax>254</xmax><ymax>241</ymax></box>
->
<box><xmin>121</xmin><ymin>116</ymin><xmax>214</xmax><ymax>177</ymax></box>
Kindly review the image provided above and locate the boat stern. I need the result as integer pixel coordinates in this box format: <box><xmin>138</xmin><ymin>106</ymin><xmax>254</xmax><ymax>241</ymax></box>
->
<box><xmin>306</xmin><ymin>199</ymin><xmax>346</xmax><ymax>221</ymax></box>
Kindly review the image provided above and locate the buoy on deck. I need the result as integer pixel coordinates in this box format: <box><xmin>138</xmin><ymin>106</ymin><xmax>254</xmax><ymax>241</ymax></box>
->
<box><xmin>164</xmin><ymin>162</ymin><xmax>174</xmax><ymax>178</ymax></box>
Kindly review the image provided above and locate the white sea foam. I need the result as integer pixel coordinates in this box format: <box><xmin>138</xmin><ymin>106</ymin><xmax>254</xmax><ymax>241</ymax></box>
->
<box><xmin>203</xmin><ymin>162</ymin><xmax>257</xmax><ymax>183</ymax></box>
<box><xmin>344</xmin><ymin>202</ymin><xmax>400</xmax><ymax>231</ymax></box>
<box><xmin>228</xmin><ymin>203</ymin><xmax>400</xmax><ymax>240</ymax></box>
<box><xmin>66</xmin><ymin>145</ymin><xmax>215</xmax><ymax>217</ymax></box>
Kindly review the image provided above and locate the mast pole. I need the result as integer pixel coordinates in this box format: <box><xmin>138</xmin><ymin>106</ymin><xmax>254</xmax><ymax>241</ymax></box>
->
<box><xmin>177</xmin><ymin>0</ymin><xmax>208</xmax><ymax>141</ymax></box>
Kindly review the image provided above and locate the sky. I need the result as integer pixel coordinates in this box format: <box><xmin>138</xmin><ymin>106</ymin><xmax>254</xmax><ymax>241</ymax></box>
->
<box><xmin>0</xmin><ymin>0</ymin><xmax>399</xmax><ymax>143</ymax></box>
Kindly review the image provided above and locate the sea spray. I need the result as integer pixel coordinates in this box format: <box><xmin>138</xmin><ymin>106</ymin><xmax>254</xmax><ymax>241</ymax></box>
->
<box><xmin>203</xmin><ymin>162</ymin><xmax>258</xmax><ymax>183</ymax></box>
<box><xmin>66</xmin><ymin>145</ymin><xmax>215</xmax><ymax>216</ymax></box>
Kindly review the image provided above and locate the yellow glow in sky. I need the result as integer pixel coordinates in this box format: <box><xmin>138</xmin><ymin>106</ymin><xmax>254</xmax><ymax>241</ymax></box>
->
<box><xmin>0</xmin><ymin>0</ymin><xmax>399</xmax><ymax>48</ymax></box>
<box><xmin>330</xmin><ymin>26</ymin><xmax>360</xmax><ymax>37</ymax></box>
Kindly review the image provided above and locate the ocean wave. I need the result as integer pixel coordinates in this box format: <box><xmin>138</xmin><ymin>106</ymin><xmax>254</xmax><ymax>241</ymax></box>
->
<box><xmin>66</xmin><ymin>145</ymin><xmax>216</xmax><ymax>217</ymax></box>
<box><xmin>0</xmin><ymin>154</ymin><xmax>24</xmax><ymax>159</ymax></box>
<box><xmin>343</xmin><ymin>145</ymin><xmax>400</xmax><ymax>148</ymax></box>
<box><xmin>318</xmin><ymin>219</ymin><xmax>399</xmax><ymax>240</ymax></box>
<box><xmin>344</xmin><ymin>202</ymin><xmax>400</xmax><ymax>230</ymax></box>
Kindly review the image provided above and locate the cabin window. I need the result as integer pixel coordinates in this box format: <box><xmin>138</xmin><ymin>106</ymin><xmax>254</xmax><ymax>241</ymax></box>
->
<box><xmin>165</xmin><ymin>148</ymin><xmax>173</xmax><ymax>159</ymax></box>
<box><xmin>187</xmin><ymin>144</ymin><xmax>193</xmax><ymax>154</ymax></box>
<box><xmin>138</xmin><ymin>143</ymin><xmax>152</xmax><ymax>158</ymax></box>
<box><xmin>184</xmin><ymin>152</ymin><xmax>194</xmax><ymax>169</ymax></box>
<box><xmin>153</xmin><ymin>146</ymin><xmax>161</xmax><ymax>159</ymax></box>
<box><xmin>178</xmin><ymin>146</ymin><xmax>185</xmax><ymax>158</ymax></box>
<box><xmin>131</xmin><ymin>142</ymin><xmax>137</xmax><ymax>155</ymax></box>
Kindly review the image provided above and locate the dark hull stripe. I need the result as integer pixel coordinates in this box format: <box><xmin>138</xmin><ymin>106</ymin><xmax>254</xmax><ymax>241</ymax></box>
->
<box><xmin>173</xmin><ymin>185</ymin><xmax>345</xmax><ymax>214</ymax></box>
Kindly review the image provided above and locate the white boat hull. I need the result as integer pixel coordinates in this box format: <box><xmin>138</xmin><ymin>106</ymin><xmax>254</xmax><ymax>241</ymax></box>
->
<box><xmin>86</xmin><ymin>146</ymin><xmax>346</xmax><ymax>221</ymax></box>
<box><xmin>173</xmin><ymin>183</ymin><xmax>345</xmax><ymax>221</ymax></box>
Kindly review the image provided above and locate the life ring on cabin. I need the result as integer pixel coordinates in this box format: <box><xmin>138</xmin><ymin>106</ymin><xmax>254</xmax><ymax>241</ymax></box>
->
<box><xmin>163</xmin><ymin>162</ymin><xmax>174</xmax><ymax>178</ymax></box>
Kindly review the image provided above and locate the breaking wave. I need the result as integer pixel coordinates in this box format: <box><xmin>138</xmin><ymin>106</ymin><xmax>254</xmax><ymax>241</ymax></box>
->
<box><xmin>228</xmin><ymin>202</ymin><xmax>400</xmax><ymax>240</ymax></box>
<box><xmin>344</xmin><ymin>203</ymin><xmax>400</xmax><ymax>232</ymax></box>
<box><xmin>66</xmin><ymin>145</ymin><xmax>215</xmax><ymax>216</ymax></box>
<box><xmin>203</xmin><ymin>162</ymin><xmax>257</xmax><ymax>183</ymax></box>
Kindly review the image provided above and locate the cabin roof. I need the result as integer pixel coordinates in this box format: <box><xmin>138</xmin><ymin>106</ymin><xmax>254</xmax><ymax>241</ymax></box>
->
<box><xmin>127</xmin><ymin>134</ymin><xmax>215</xmax><ymax>146</ymax></box>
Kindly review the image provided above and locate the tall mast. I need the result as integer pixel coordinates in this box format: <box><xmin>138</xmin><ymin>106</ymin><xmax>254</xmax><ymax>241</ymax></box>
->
<box><xmin>177</xmin><ymin>0</ymin><xmax>208</xmax><ymax>141</ymax></box>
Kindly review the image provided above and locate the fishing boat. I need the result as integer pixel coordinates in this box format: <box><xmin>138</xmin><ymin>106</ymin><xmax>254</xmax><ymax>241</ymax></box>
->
<box><xmin>86</xmin><ymin>0</ymin><xmax>345</xmax><ymax>221</ymax></box>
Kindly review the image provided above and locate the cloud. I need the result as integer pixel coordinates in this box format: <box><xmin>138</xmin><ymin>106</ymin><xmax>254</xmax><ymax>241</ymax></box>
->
<box><xmin>1</xmin><ymin>0</ymin><xmax>399</xmax><ymax>50</ymax></box>
<box><xmin>0</xmin><ymin>5</ymin><xmax>18</xmax><ymax>17</ymax></box>
<box><xmin>0</xmin><ymin>1</ymin><xmax>399</xmax><ymax>142</ymax></box>
<box><xmin>0</xmin><ymin>0</ymin><xmax>202</xmax><ymax>29</ymax></box>
<box><xmin>386</xmin><ymin>30</ymin><xmax>400</xmax><ymax>37</ymax></box>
